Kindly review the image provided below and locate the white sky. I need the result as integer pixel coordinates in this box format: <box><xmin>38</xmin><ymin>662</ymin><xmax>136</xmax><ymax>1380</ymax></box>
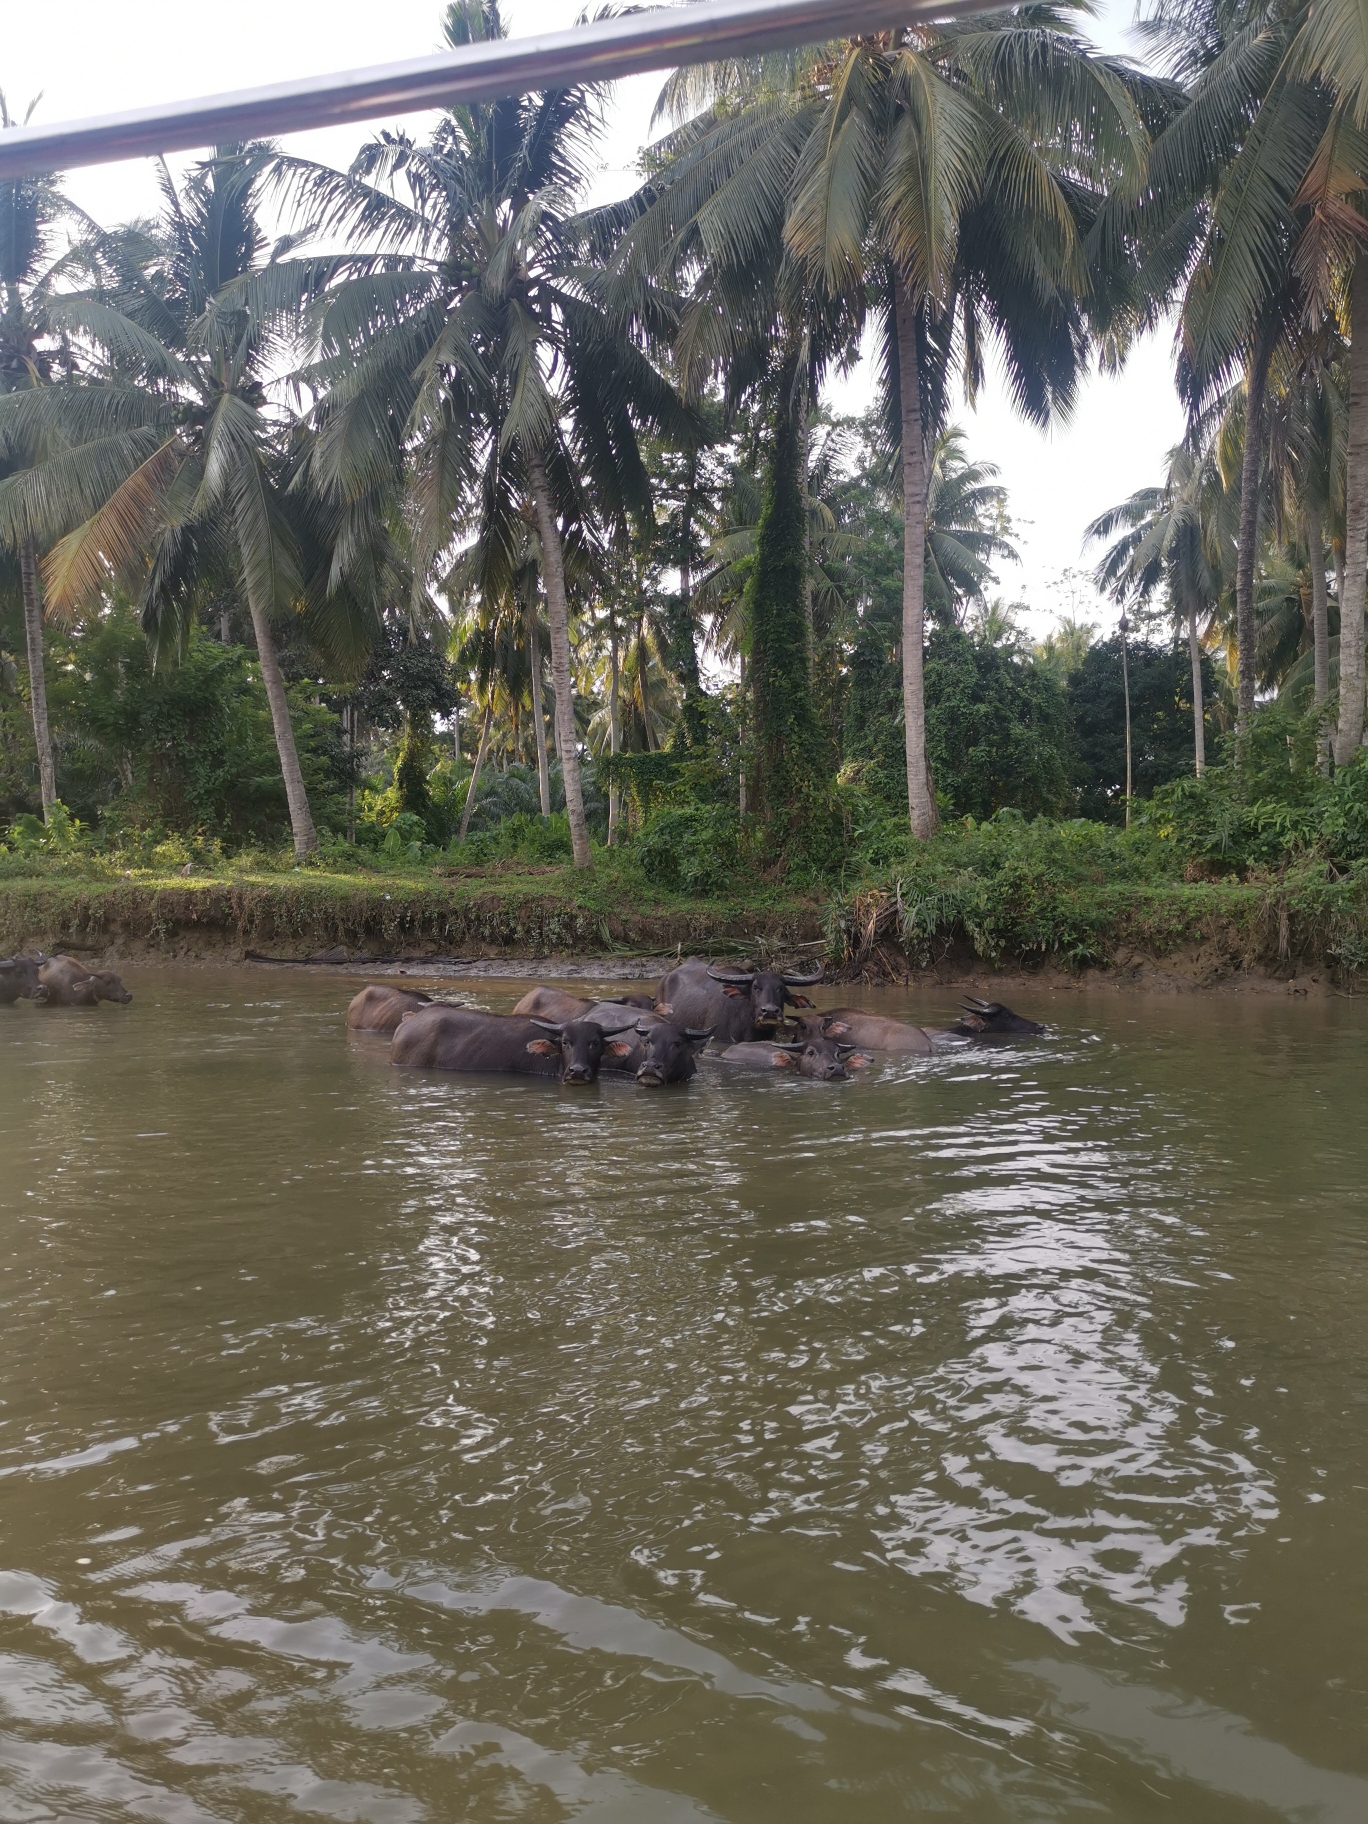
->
<box><xmin>1</xmin><ymin>0</ymin><xmax>1182</xmax><ymax>641</ymax></box>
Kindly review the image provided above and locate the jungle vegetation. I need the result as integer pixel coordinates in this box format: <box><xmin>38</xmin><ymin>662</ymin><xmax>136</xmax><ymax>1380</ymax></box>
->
<box><xmin>5</xmin><ymin>0</ymin><xmax>1368</xmax><ymax>915</ymax></box>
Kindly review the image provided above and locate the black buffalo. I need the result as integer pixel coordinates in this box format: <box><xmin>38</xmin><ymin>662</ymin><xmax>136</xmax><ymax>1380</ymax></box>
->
<box><xmin>626</xmin><ymin>1016</ymin><xmax>714</xmax><ymax>1087</ymax></box>
<box><xmin>656</xmin><ymin>957</ymin><xmax>824</xmax><ymax>1048</ymax></box>
<box><xmin>390</xmin><ymin>1005</ymin><xmax>636</xmax><ymax>1083</ymax></box>
<box><xmin>0</xmin><ymin>954</ymin><xmax>44</xmax><ymax>1004</ymax></box>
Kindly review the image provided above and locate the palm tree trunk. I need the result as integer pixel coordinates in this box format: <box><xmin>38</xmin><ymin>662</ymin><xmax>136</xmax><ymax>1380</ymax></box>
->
<box><xmin>894</xmin><ymin>274</ymin><xmax>937</xmax><ymax>838</ymax></box>
<box><xmin>607</xmin><ymin>618</ymin><xmax>621</xmax><ymax>847</ymax></box>
<box><xmin>246</xmin><ymin>593</ymin><xmax>317</xmax><ymax>857</ymax></box>
<box><xmin>1187</xmin><ymin>602</ymin><xmax>1206</xmax><ymax>778</ymax></box>
<box><xmin>1235</xmin><ymin>330</ymin><xmax>1272</xmax><ymax>734</ymax></box>
<box><xmin>1337</xmin><ymin>256</ymin><xmax>1368</xmax><ymax>763</ymax></box>
<box><xmin>19</xmin><ymin>535</ymin><xmax>56</xmax><ymax>819</ymax></box>
<box><xmin>527</xmin><ymin>605</ymin><xmax>552</xmax><ymax>818</ymax></box>
<box><xmin>1120</xmin><ymin>615</ymin><xmax>1133</xmax><ymax>826</ymax></box>
<box><xmin>738</xmin><ymin>649</ymin><xmax>748</xmax><ymax>818</ymax></box>
<box><xmin>526</xmin><ymin>447</ymin><xmax>591</xmax><ymax>867</ymax></box>
<box><xmin>799</xmin><ymin>386</ymin><xmax>815</xmax><ymax>683</ymax></box>
<box><xmin>459</xmin><ymin>700</ymin><xmax>493</xmax><ymax>842</ymax></box>
<box><xmin>1309</xmin><ymin>501</ymin><xmax>1330</xmax><ymax>711</ymax></box>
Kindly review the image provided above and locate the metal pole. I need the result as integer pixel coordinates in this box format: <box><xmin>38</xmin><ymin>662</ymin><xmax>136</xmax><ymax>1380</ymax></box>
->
<box><xmin>0</xmin><ymin>0</ymin><xmax>963</xmax><ymax>181</ymax></box>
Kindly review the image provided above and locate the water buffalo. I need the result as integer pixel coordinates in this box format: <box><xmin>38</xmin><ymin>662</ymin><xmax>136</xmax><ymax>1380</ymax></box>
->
<box><xmin>36</xmin><ymin>956</ymin><xmax>132</xmax><ymax>1007</ymax></box>
<box><xmin>655</xmin><ymin>957</ymin><xmax>825</xmax><ymax>1048</ymax></box>
<box><xmin>950</xmin><ymin>996</ymin><xmax>1046</xmax><ymax>1036</ymax></box>
<box><xmin>0</xmin><ymin>954</ymin><xmax>44</xmax><ymax>1004</ymax></box>
<box><xmin>346</xmin><ymin>984</ymin><xmax>432</xmax><ymax>1034</ymax></box>
<box><xmin>718</xmin><ymin>1035</ymin><xmax>872</xmax><ymax>1079</ymax></box>
<box><xmin>627</xmin><ymin>1017</ymin><xmax>714</xmax><ymax>1087</ymax></box>
<box><xmin>390</xmin><ymin>1005</ymin><xmax>635</xmax><ymax>1084</ymax></box>
<box><xmin>512</xmin><ymin>986</ymin><xmax>656</xmax><ymax>1022</ymax></box>
<box><xmin>797</xmin><ymin>995</ymin><xmax>1044</xmax><ymax>1053</ymax></box>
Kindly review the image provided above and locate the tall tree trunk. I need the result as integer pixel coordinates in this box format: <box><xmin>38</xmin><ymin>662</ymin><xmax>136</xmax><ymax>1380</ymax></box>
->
<box><xmin>1309</xmin><ymin>501</ymin><xmax>1330</xmax><ymax>711</ymax></box>
<box><xmin>19</xmin><ymin>535</ymin><xmax>56</xmax><ymax>819</ymax></box>
<box><xmin>894</xmin><ymin>274</ymin><xmax>937</xmax><ymax>838</ymax></box>
<box><xmin>526</xmin><ymin>447</ymin><xmax>591</xmax><ymax>867</ymax></box>
<box><xmin>1307</xmin><ymin>500</ymin><xmax>1331</xmax><ymax>774</ymax></box>
<box><xmin>1120</xmin><ymin>614</ymin><xmax>1133</xmax><ymax>827</ymax></box>
<box><xmin>1235</xmin><ymin>330</ymin><xmax>1272</xmax><ymax>734</ymax></box>
<box><xmin>345</xmin><ymin>701</ymin><xmax>357</xmax><ymax>844</ymax></box>
<box><xmin>1187</xmin><ymin>602</ymin><xmax>1206</xmax><ymax>778</ymax></box>
<box><xmin>737</xmin><ymin>649</ymin><xmax>748</xmax><ymax>819</ymax></box>
<box><xmin>527</xmin><ymin>605</ymin><xmax>552</xmax><ymax>818</ymax></box>
<box><xmin>1337</xmin><ymin>256</ymin><xmax>1368</xmax><ymax>762</ymax></box>
<box><xmin>799</xmin><ymin>385</ymin><xmax>815</xmax><ymax>683</ymax></box>
<box><xmin>637</xmin><ymin>616</ymin><xmax>657</xmax><ymax>753</ymax></box>
<box><xmin>459</xmin><ymin>700</ymin><xmax>493</xmax><ymax>842</ymax></box>
<box><xmin>246</xmin><ymin>594</ymin><xmax>317</xmax><ymax>857</ymax></box>
<box><xmin>607</xmin><ymin>617</ymin><xmax>621</xmax><ymax>847</ymax></box>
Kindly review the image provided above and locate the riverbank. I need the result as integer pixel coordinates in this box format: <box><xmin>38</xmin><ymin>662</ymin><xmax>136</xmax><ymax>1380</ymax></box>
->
<box><xmin>1</xmin><ymin>852</ymin><xmax>1364</xmax><ymax>994</ymax></box>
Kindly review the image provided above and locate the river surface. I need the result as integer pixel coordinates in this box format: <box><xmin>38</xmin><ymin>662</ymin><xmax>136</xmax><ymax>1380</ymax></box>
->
<box><xmin>0</xmin><ymin>969</ymin><xmax>1365</xmax><ymax>1823</ymax></box>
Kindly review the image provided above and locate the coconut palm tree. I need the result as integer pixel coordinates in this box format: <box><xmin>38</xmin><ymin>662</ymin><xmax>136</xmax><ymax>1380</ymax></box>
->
<box><xmin>618</xmin><ymin>9</ymin><xmax>1163</xmax><ymax>838</ymax></box>
<box><xmin>0</xmin><ymin>146</ymin><xmax>350</xmax><ymax>855</ymax></box>
<box><xmin>281</xmin><ymin>0</ymin><xmax>684</xmax><ymax>868</ymax></box>
<box><xmin>0</xmin><ymin>93</ymin><xmax>82</xmax><ymax>819</ymax></box>
<box><xmin>1088</xmin><ymin>439</ymin><xmax>1230</xmax><ymax>775</ymax></box>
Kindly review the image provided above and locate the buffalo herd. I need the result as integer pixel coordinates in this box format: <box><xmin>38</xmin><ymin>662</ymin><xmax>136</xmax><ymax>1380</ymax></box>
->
<box><xmin>350</xmin><ymin>956</ymin><xmax>1046</xmax><ymax>1089</ymax></box>
<box><xmin>0</xmin><ymin>952</ymin><xmax>133</xmax><ymax>1007</ymax></box>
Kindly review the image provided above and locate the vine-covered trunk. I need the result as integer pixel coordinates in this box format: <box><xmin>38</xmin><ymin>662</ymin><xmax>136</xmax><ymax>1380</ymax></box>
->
<box><xmin>527</xmin><ymin>605</ymin><xmax>551</xmax><ymax>818</ymax></box>
<box><xmin>737</xmin><ymin>649</ymin><xmax>748</xmax><ymax>819</ymax></box>
<box><xmin>526</xmin><ymin>447</ymin><xmax>591</xmax><ymax>867</ymax></box>
<box><xmin>1337</xmin><ymin>257</ymin><xmax>1368</xmax><ymax>763</ymax></box>
<box><xmin>18</xmin><ymin>534</ymin><xmax>56</xmax><ymax>818</ymax></box>
<box><xmin>459</xmin><ymin>701</ymin><xmax>493</xmax><ymax>842</ymax></box>
<box><xmin>744</xmin><ymin>341</ymin><xmax>822</xmax><ymax>840</ymax></box>
<box><xmin>671</xmin><ymin>451</ymin><xmax>707</xmax><ymax>745</ymax></box>
<box><xmin>894</xmin><ymin>274</ymin><xmax>937</xmax><ymax>838</ymax></box>
<box><xmin>607</xmin><ymin>618</ymin><xmax>621</xmax><ymax>846</ymax></box>
<box><xmin>246</xmin><ymin>592</ymin><xmax>317</xmax><ymax>857</ymax></box>
<box><xmin>1235</xmin><ymin>332</ymin><xmax>1271</xmax><ymax>734</ymax></box>
<box><xmin>1187</xmin><ymin>604</ymin><xmax>1206</xmax><ymax>778</ymax></box>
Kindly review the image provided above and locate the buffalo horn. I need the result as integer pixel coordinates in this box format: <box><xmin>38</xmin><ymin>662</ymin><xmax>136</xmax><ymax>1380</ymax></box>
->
<box><xmin>960</xmin><ymin>997</ymin><xmax>995</xmax><ymax>1013</ymax></box>
<box><xmin>684</xmin><ymin>1025</ymin><xmax>715</xmax><ymax>1042</ymax></box>
<box><xmin>528</xmin><ymin>1018</ymin><xmax>566</xmax><ymax>1037</ymax></box>
<box><xmin>781</xmin><ymin>962</ymin><xmax>825</xmax><ymax>986</ymax></box>
<box><xmin>706</xmin><ymin>964</ymin><xmax>755</xmax><ymax>985</ymax></box>
<box><xmin>769</xmin><ymin>1039</ymin><xmax>805</xmax><ymax>1051</ymax></box>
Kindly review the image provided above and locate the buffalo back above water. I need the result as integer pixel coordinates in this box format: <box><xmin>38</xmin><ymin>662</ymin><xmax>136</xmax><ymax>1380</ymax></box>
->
<box><xmin>346</xmin><ymin>984</ymin><xmax>432</xmax><ymax>1034</ymax></box>
<box><xmin>513</xmin><ymin>986</ymin><xmax>656</xmax><ymax>1023</ymax></box>
<box><xmin>797</xmin><ymin>1009</ymin><xmax>933</xmax><ymax>1055</ymax></box>
<box><xmin>36</xmin><ymin>957</ymin><xmax>133</xmax><ymax>1007</ymax></box>
<box><xmin>719</xmin><ymin>1036</ymin><xmax>872</xmax><ymax>1079</ymax></box>
<box><xmin>655</xmin><ymin>957</ymin><xmax>822</xmax><ymax>1048</ymax></box>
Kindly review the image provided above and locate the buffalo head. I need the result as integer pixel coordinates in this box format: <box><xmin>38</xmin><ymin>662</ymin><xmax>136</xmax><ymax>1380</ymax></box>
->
<box><xmin>953</xmin><ymin>997</ymin><xmax>1045</xmax><ymax>1036</ymax></box>
<box><xmin>768</xmin><ymin>1036</ymin><xmax>871</xmax><ymax>1080</ymax></box>
<box><xmin>706</xmin><ymin>959</ymin><xmax>824</xmax><ymax>1028</ymax></box>
<box><xmin>633</xmin><ymin>1018</ymin><xmax>713</xmax><ymax>1087</ymax></box>
<box><xmin>526</xmin><ymin>1017</ymin><xmax>626</xmax><ymax>1084</ymax></box>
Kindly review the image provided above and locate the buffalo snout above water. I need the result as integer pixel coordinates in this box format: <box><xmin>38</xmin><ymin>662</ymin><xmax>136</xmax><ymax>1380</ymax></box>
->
<box><xmin>35</xmin><ymin>957</ymin><xmax>132</xmax><ymax>1007</ymax></box>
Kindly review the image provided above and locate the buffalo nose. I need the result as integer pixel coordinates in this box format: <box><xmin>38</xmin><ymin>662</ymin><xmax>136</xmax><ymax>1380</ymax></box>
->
<box><xmin>563</xmin><ymin>1067</ymin><xmax>592</xmax><ymax>1083</ymax></box>
<box><xmin>636</xmin><ymin>1067</ymin><xmax>665</xmax><ymax>1087</ymax></box>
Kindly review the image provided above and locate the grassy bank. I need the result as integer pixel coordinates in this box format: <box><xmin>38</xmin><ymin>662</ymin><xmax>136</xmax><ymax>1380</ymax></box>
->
<box><xmin>3</xmin><ymin>817</ymin><xmax>1367</xmax><ymax>985</ymax></box>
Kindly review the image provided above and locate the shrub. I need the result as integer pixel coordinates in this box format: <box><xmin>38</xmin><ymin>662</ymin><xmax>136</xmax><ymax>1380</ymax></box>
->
<box><xmin>631</xmin><ymin>803</ymin><xmax>741</xmax><ymax>895</ymax></box>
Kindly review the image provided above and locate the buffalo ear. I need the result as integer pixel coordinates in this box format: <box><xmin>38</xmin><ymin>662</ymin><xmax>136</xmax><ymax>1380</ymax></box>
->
<box><xmin>604</xmin><ymin>1039</ymin><xmax>635</xmax><ymax>1058</ymax></box>
<box><xmin>525</xmin><ymin>1038</ymin><xmax>560</xmax><ymax>1056</ymax></box>
<box><xmin>771</xmin><ymin>1050</ymin><xmax>797</xmax><ymax>1069</ymax></box>
<box><xmin>848</xmin><ymin>1052</ymin><xmax>873</xmax><ymax>1069</ymax></box>
<box><xmin>722</xmin><ymin>983</ymin><xmax>744</xmax><ymax>997</ymax></box>
<box><xmin>824</xmin><ymin>1018</ymin><xmax>851</xmax><ymax>1036</ymax></box>
<box><xmin>788</xmin><ymin>993</ymin><xmax>815</xmax><ymax>1008</ymax></box>
<box><xmin>654</xmin><ymin>1001</ymin><xmax>673</xmax><ymax>1017</ymax></box>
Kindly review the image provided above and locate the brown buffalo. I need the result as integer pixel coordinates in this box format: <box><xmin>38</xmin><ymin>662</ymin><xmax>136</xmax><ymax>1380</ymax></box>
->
<box><xmin>796</xmin><ymin>996</ymin><xmax>1045</xmax><ymax>1053</ymax></box>
<box><xmin>36</xmin><ymin>956</ymin><xmax>132</xmax><ymax>1007</ymax></box>
<box><xmin>346</xmin><ymin>984</ymin><xmax>433</xmax><ymax>1034</ymax></box>
<box><xmin>512</xmin><ymin>986</ymin><xmax>656</xmax><ymax>1022</ymax></box>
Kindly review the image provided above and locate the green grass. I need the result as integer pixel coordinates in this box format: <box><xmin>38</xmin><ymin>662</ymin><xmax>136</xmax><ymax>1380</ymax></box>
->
<box><xmin>2</xmin><ymin>824</ymin><xmax>1364</xmax><ymax>982</ymax></box>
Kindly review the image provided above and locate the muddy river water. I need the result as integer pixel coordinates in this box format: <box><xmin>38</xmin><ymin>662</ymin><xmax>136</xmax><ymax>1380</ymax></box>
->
<box><xmin>0</xmin><ymin>969</ymin><xmax>1365</xmax><ymax>1822</ymax></box>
